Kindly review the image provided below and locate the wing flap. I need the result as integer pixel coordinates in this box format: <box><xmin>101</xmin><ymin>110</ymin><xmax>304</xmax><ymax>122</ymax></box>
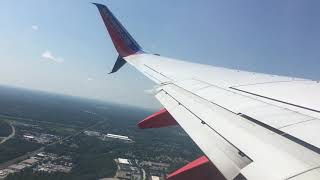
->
<box><xmin>157</xmin><ymin>83</ymin><xmax>320</xmax><ymax>179</ymax></box>
<box><xmin>156</xmin><ymin>90</ymin><xmax>251</xmax><ymax>179</ymax></box>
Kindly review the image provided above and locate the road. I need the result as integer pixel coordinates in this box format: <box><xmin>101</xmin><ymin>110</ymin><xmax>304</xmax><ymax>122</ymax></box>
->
<box><xmin>142</xmin><ymin>168</ymin><xmax>146</xmax><ymax>180</ymax></box>
<box><xmin>0</xmin><ymin>123</ymin><xmax>15</xmax><ymax>145</ymax></box>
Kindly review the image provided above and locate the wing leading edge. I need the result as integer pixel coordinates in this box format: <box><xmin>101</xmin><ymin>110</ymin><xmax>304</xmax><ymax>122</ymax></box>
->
<box><xmin>92</xmin><ymin>3</ymin><xmax>320</xmax><ymax>180</ymax></box>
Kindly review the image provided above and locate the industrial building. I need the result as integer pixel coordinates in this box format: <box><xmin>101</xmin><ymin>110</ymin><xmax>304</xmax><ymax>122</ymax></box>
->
<box><xmin>105</xmin><ymin>134</ymin><xmax>132</xmax><ymax>142</ymax></box>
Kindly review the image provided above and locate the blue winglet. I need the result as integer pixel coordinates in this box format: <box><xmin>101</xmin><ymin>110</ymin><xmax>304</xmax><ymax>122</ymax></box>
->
<box><xmin>108</xmin><ymin>56</ymin><xmax>126</xmax><ymax>74</ymax></box>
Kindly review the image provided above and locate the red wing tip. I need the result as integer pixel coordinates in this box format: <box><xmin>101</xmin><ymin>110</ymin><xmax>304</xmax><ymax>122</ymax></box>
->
<box><xmin>166</xmin><ymin>156</ymin><xmax>225</xmax><ymax>180</ymax></box>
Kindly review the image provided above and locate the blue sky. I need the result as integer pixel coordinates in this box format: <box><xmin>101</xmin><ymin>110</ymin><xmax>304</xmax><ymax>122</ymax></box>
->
<box><xmin>0</xmin><ymin>0</ymin><xmax>319</xmax><ymax>109</ymax></box>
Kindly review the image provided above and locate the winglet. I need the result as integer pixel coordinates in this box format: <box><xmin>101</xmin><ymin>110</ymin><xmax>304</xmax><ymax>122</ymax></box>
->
<box><xmin>108</xmin><ymin>56</ymin><xmax>126</xmax><ymax>74</ymax></box>
<box><xmin>92</xmin><ymin>3</ymin><xmax>143</xmax><ymax>57</ymax></box>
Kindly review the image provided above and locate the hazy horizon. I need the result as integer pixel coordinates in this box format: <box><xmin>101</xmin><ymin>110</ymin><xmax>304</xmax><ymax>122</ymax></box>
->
<box><xmin>0</xmin><ymin>0</ymin><xmax>319</xmax><ymax>109</ymax></box>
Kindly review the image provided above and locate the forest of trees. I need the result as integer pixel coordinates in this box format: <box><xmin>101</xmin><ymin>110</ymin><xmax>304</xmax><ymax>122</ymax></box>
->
<box><xmin>0</xmin><ymin>120</ymin><xmax>11</xmax><ymax>137</ymax></box>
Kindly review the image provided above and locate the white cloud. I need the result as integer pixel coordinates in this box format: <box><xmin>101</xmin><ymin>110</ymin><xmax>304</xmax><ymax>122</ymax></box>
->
<box><xmin>31</xmin><ymin>25</ymin><xmax>39</xmax><ymax>31</ymax></box>
<box><xmin>87</xmin><ymin>77</ymin><xmax>94</xmax><ymax>81</ymax></box>
<box><xmin>41</xmin><ymin>50</ymin><xmax>64</xmax><ymax>63</ymax></box>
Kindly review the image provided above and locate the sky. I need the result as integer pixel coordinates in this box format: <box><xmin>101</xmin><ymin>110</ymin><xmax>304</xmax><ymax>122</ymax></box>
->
<box><xmin>0</xmin><ymin>0</ymin><xmax>319</xmax><ymax>110</ymax></box>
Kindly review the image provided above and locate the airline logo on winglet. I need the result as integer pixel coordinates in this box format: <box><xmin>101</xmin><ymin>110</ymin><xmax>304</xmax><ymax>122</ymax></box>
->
<box><xmin>93</xmin><ymin>3</ymin><xmax>143</xmax><ymax>57</ymax></box>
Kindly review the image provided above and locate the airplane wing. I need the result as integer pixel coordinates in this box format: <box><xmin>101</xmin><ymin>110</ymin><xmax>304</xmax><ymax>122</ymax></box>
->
<box><xmin>92</xmin><ymin>3</ymin><xmax>320</xmax><ymax>180</ymax></box>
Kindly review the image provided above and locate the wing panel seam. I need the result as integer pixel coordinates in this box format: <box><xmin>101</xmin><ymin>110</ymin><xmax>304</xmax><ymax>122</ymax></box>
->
<box><xmin>239</xmin><ymin>113</ymin><xmax>320</xmax><ymax>154</ymax></box>
<box><xmin>286</xmin><ymin>166</ymin><xmax>320</xmax><ymax>180</ymax></box>
<box><xmin>230</xmin><ymin>87</ymin><xmax>320</xmax><ymax>113</ymax></box>
<box><xmin>229</xmin><ymin>79</ymin><xmax>308</xmax><ymax>88</ymax></box>
<box><xmin>143</xmin><ymin>64</ymin><xmax>173</xmax><ymax>81</ymax></box>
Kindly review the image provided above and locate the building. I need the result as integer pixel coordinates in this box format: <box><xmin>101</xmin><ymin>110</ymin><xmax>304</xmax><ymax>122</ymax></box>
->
<box><xmin>23</xmin><ymin>135</ymin><xmax>35</xmax><ymax>140</ymax></box>
<box><xmin>116</xmin><ymin>171</ymin><xmax>131</xmax><ymax>180</ymax></box>
<box><xmin>105</xmin><ymin>134</ymin><xmax>132</xmax><ymax>142</ymax></box>
<box><xmin>84</xmin><ymin>131</ymin><xmax>134</xmax><ymax>143</ymax></box>
<box><xmin>117</xmin><ymin>158</ymin><xmax>131</xmax><ymax>171</ymax></box>
<box><xmin>36</xmin><ymin>152</ymin><xmax>47</xmax><ymax>158</ymax></box>
<box><xmin>114</xmin><ymin>158</ymin><xmax>141</xmax><ymax>180</ymax></box>
<box><xmin>22</xmin><ymin>158</ymin><xmax>38</xmax><ymax>165</ymax></box>
<box><xmin>84</xmin><ymin>131</ymin><xmax>100</xmax><ymax>136</ymax></box>
<box><xmin>8</xmin><ymin>164</ymin><xmax>27</xmax><ymax>171</ymax></box>
<box><xmin>151</xmin><ymin>176</ymin><xmax>160</xmax><ymax>180</ymax></box>
<box><xmin>141</xmin><ymin>161</ymin><xmax>170</xmax><ymax>171</ymax></box>
<box><xmin>118</xmin><ymin>158</ymin><xmax>130</xmax><ymax>165</ymax></box>
<box><xmin>0</xmin><ymin>170</ymin><xmax>8</xmax><ymax>180</ymax></box>
<box><xmin>0</xmin><ymin>169</ymin><xmax>15</xmax><ymax>180</ymax></box>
